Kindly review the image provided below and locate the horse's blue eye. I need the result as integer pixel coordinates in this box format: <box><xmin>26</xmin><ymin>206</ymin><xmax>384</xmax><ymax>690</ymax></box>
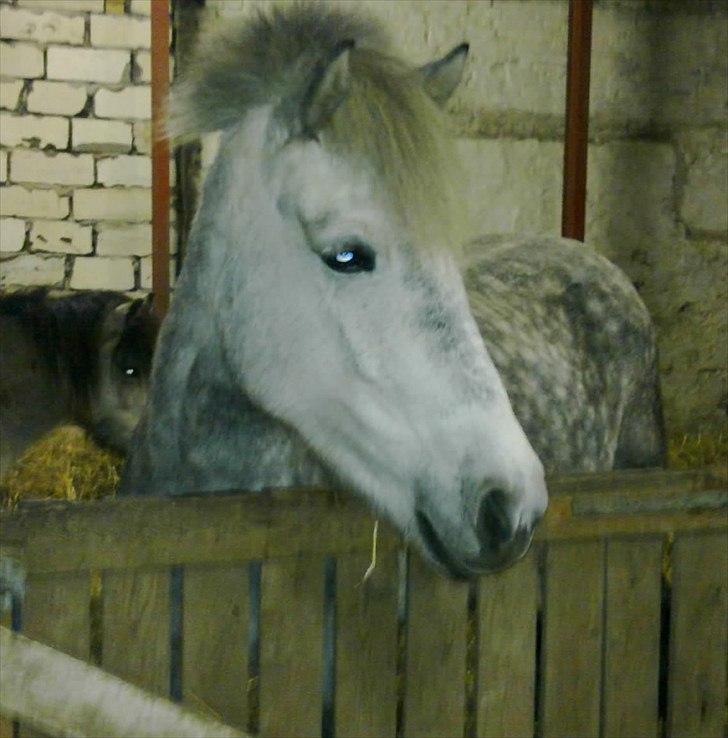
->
<box><xmin>322</xmin><ymin>244</ymin><xmax>375</xmax><ymax>274</ymax></box>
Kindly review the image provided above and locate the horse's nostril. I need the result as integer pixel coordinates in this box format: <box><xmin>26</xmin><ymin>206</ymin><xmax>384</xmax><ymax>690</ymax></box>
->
<box><xmin>477</xmin><ymin>488</ymin><xmax>514</xmax><ymax>546</ymax></box>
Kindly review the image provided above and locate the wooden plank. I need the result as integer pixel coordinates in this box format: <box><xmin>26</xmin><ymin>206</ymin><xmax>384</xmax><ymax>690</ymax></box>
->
<box><xmin>668</xmin><ymin>532</ymin><xmax>728</xmax><ymax>738</ymax></box>
<box><xmin>19</xmin><ymin>572</ymin><xmax>90</xmax><ymax>738</ymax></box>
<box><xmin>541</xmin><ymin>540</ymin><xmax>604</xmax><ymax>738</ymax></box>
<box><xmin>102</xmin><ymin>569</ymin><xmax>170</xmax><ymax>696</ymax></box>
<box><xmin>259</xmin><ymin>555</ymin><xmax>325</xmax><ymax>738</ymax></box>
<box><xmin>335</xmin><ymin>550</ymin><xmax>399</xmax><ymax>738</ymax></box>
<box><xmin>1</xmin><ymin>469</ymin><xmax>724</xmax><ymax>575</ymax></box>
<box><xmin>603</xmin><ymin>537</ymin><xmax>662</xmax><ymax>738</ymax></box>
<box><xmin>477</xmin><ymin>548</ymin><xmax>539</xmax><ymax>738</ymax></box>
<box><xmin>183</xmin><ymin>563</ymin><xmax>249</xmax><ymax>729</ymax></box>
<box><xmin>405</xmin><ymin>553</ymin><xmax>468</xmax><ymax>738</ymax></box>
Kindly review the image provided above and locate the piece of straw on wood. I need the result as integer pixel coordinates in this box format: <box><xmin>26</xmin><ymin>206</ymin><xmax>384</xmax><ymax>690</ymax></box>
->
<box><xmin>0</xmin><ymin>626</ymin><xmax>247</xmax><ymax>738</ymax></box>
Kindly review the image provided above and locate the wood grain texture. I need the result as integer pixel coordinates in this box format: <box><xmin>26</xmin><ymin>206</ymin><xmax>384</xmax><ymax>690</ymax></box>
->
<box><xmin>102</xmin><ymin>569</ymin><xmax>170</xmax><ymax>697</ymax></box>
<box><xmin>668</xmin><ymin>532</ymin><xmax>728</xmax><ymax>738</ymax></box>
<box><xmin>259</xmin><ymin>555</ymin><xmax>325</xmax><ymax>738</ymax></box>
<box><xmin>183</xmin><ymin>563</ymin><xmax>249</xmax><ymax>729</ymax></box>
<box><xmin>477</xmin><ymin>548</ymin><xmax>539</xmax><ymax>738</ymax></box>
<box><xmin>335</xmin><ymin>551</ymin><xmax>399</xmax><ymax>738</ymax></box>
<box><xmin>405</xmin><ymin>553</ymin><xmax>469</xmax><ymax>738</ymax></box>
<box><xmin>541</xmin><ymin>540</ymin><xmax>604</xmax><ymax>738</ymax></box>
<box><xmin>603</xmin><ymin>537</ymin><xmax>662</xmax><ymax>738</ymax></box>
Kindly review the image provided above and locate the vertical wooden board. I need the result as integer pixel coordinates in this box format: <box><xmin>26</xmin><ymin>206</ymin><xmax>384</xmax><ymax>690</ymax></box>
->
<box><xmin>183</xmin><ymin>563</ymin><xmax>249</xmax><ymax>728</ymax></box>
<box><xmin>335</xmin><ymin>551</ymin><xmax>399</xmax><ymax>738</ymax></box>
<box><xmin>603</xmin><ymin>537</ymin><xmax>662</xmax><ymax>738</ymax></box>
<box><xmin>541</xmin><ymin>540</ymin><xmax>604</xmax><ymax>738</ymax></box>
<box><xmin>259</xmin><ymin>555</ymin><xmax>325</xmax><ymax>738</ymax></box>
<box><xmin>477</xmin><ymin>548</ymin><xmax>539</xmax><ymax>738</ymax></box>
<box><xmin>668</xmin><ymin>532</ymin><xmax>728</xmax><ymax>738</ymax></box>
<box><xmin>405</xmin><ymin>554</ymin><xmax>469</xmax><ymax>738</ymax></box>
<box><xmin>19</xmin><ymin>572</ymin><xmax>90</xmax><ymax>738</ymax></box>
<box><xmin>102</xmin><ymin>569</ymin><xmax>170</xmax><ymax>696</ymax></box>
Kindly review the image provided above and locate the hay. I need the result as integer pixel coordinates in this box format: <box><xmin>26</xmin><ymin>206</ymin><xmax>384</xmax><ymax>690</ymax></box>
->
<box><xmin>2</xmin><ymin>425</ymin><xmax>122</xmax><ymax>508</ymax></box>
<box><xmin>667</xmin><ymin>431</ymin><xmax>728</xmax><ymax>471</ymax></box>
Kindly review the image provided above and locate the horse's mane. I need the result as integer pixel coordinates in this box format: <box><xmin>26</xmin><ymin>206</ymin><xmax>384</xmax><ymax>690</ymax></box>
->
<box><xmin>169</xmin><ymin>2</ymin><xmax>468</xmax><ymax>249</ymax></box>
<box><xmin>0</xmin><ymin>287</ymin><xmax>134</xmax><ymax>411</ymax></box>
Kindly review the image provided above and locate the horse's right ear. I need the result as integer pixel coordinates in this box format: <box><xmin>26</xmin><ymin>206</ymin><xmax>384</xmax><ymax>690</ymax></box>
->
<box><xmin>420</xmin><ymin>43</ymin><xmax>469</xmax><ymax>106</ymax></box>
<box><xmin>300</xmin><ymin>39</ymin><xmax>354</xmax><ymax>136</ymax></box>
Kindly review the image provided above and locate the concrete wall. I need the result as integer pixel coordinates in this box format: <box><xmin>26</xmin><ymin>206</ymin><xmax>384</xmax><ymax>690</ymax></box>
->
<box><xmin>0</xmin><ymin>0</ymin><xmax>174</xmax><ymax>292</ymax></box>
<box><xmin>2</xmin><ymin>0</ymin><xmax>725</xmax><ymax>437</ymax></box>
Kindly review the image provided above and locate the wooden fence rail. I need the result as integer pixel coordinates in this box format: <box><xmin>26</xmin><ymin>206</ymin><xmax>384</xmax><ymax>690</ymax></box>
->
<box><xmin>1</xmin><ymin>468</ymin><xmax>726</xmax><ymax>738</ymax></box>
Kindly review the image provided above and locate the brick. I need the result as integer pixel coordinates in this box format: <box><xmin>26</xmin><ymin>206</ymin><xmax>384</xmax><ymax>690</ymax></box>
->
<box><xmin>16</xmin><ymin>0</ymin><xmax>104</xmax><ymax>12</ymax></box>
<box><xmin>679</xmin><ymin>129</ymin><xmax>728</xmax><ymax>234</ymax></box>
<box><xmin>586</xmin><ymin>141</ymin><xmax>679</xmax><ymax>261</ymax></box>
<box><xmin>134</xmin><ymin>50</ymin><xmax>151</xmax><ymax>82</ymax></box>
<box><xmin>129</xmin><ymin>0</ymin><xmax>151</xmax><ymax>15</ymax></box>
<box><xmin>132</xmin><ymin>120</ymin><xmax>151</xmax><ymax>154</ymax></box>
<box><xmin>0</xmin><ymin>112</ymin><xmax>69</xmax><ymax>149</ymax></box>
<box><xmin>0</xmin><ymin>252</ymin><xmax>65</xmax><ymax>287</ymax></box>
<box><xmin>72</xmin><ymin>118</ymin><xmax>131</xmax><ymax>153</ymax></box>
<box><xmin>0</xmin><ymin>150</ymin><xmax>6</xmax><ymax>183</ymax></box>
<box><xmin>90</xmin><ymin>13</ymin><xmax>150</xmax><ymax>49</ymax></box>
<box><xmin>31</xmin><ymin>219</ymin><xmax>92</xmax><ymax>254</ymax></box>
<box><xmin>0</xmin><ymin>79</ymin><xmax>24</xmax><ymax>110</ymax></box>
<box><xmin>0</xmin><ymin>40</ymin><xmax>44</xmax><ymax>79</ymax></box>
<box><xmin>139</xmin><ymin>254</ymin><xmax>176</xmax><ymax>290</ymax></box>
<box><xmin>11</xmin><ymin>149</ymin><xmax>94</xmax><ymax>186</ymax></box>
<box><xmin>456</xmin><ymin>138</ymin><xmax>563</xmax><ymax>241</ymax></box>
<box><xmin>70</xmin><ymin>255</ymin><xmax>134</xmax><ymax>290</ymax></box>
<box><xmin>97</xmin><ymin>154</ymin><xmax>151</xmax><ymax>187</ymax></box>
<box><xmin>0</xmin><ymin>218</ymin><xmax>27</xmax><ymax>252</ymax></box>
<box><xmin>0</xmin><ymin>185</ymin><xmax>69</xmax><ymax>218</ymax></box>
<box><xmin>47</xmin><ymin>46</ymin><xmax>130</xmax><ymax>84</ymax></box>
<box><xmin>73</xmin><ymin>187</ymin><xmax>150</xmax><ymax>221</ymax></box>
<box><xmin>95</xmin><ymin>85</ymin><xmax>151</xmax><ymax>120</ymax></box>
<box><xmin>0</xmin><ymin>6</ymin><xmax>85</xmax><ymax>44</ymax></box>
<box><xmin>27</xmin><ymin>80</ymin><xmax>87</xmax><ymax>115</ymax></box>
<box><xmin>96</xmin><ymin>222</ymin><xmax>151</xmax><ymax>256</ymax></box>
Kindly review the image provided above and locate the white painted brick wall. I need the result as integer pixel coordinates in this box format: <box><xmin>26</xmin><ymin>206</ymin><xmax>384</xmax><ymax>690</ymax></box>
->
<box><xmin>0</xmin><ymin>218</ymin><xmax>26</xmax><ymax>252</ymax></box>
<box><xmin>0</xmin><ymin>6</ymin><xmax>85</xmax><ymax>45</ymax></box>
<box><xmin>0</xmin><ymin>185</ymin><xmax>69</xmax><ymax>219</ymax></box>
<box><xmin>0</xmin><ymin>150</ymin><xmax>6</xmax><ymax>183</ymax></box>
<box><xmin>0</xmin><ymin>112</ymin><xmax>69</xmax><ymax>148</ymax></box>
<box><xmin>96</xmin><ymin>222</ymin><xmax>151</xmax><ymax>256</ymax></box>
<box><xmin>16</xmin><ymin>0</ymin><xmax>104</xmax><ymax>13</ymax></box>
<box><xmin>73</xmin><ymin>187</ymin><xmax>151</xmax><ymax>221</ymax></box>
<box><xmin>11</xmin><ymin>149</ymin><xmax>95</xmax><ymax>186</ymax></box>
<box><xmin>0</xmin><ymin>252</ymin><xmax>65</xmax><ymax>287</ymax></box>
<box><xmin>0</xmin><ymin>79</ymin><xmax>23</xmax><ymax>110</ymax></box>
<box><xmin>70</xmin><ymin>256</ymin><xmax>134</xmax><ymax>290</ymax></box>
<box><xmin>90</xmin><ymin>13</ymin><xmax>150</xmax><ymax>49</ymax></box>
<box><xmin>47</xmin><ymin>46</ymin><xmax>130</xmax><ymax>84</ymax></box>
<box><xmin>97</xmin><ymin>155</ymin><xmax>151</xmax><ymax>187</ymax></box>
<box><xmin>95</xmin><ymin>85</ymin><xmax>151</xmax><ymax>120</ymax></box>
<box><xmin>72</xmin><ymin>118</ymin><xmax>132</xmax><ymax>153</ymax></box>
<box><xmin>0</xmin><ymin>40</ymin><xmax>44</xmax><ymax>79</ymax></box>
<box><xmin>27</xmin><ymin>80</ymin><xmax>87</xmax><ymax>116</ymax></box>
<box><xmin>132</xmin><ymin>121</ymin><xmax>152</xmax><ymax>154</ymax></box>
<box><xmin>129</xmin><ymin>0</ymin><xmax>151</xmax><ymax>16</ymax></box>
<box><xmin>134</xmin><ymin>50</ymin><xmax>150</xmax><ymax>82</ymax></box>
<box><xmin>31</xmin><ymin>219</ymin><xmax>92</xmax><ymax>254</ymax></box>
<box><xmin>139</xmin><ymin>255</ymin><xmax>176</xmax><ymax>290</ymax></box>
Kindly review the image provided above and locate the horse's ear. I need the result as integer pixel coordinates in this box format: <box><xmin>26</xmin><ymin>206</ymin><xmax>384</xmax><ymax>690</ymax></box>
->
<box><xmin>301</xmin><ymin>39</ymin><xmax>354</xmax><ymax>135</ymax></box>
<box><xmin>420</xmin><ymin>43</ymin><xmax>469</xmax><ymax>106</ymax></box>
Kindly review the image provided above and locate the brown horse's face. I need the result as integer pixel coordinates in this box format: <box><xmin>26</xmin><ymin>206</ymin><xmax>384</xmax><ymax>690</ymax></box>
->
<box><xmin>91</xmin><ymin>298</ymin><xmax>158</xmax><ymax>453</ymax></box>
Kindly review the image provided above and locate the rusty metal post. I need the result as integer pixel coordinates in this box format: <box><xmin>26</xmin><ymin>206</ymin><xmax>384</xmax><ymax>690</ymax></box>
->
<box><xmin>151</xmin><ymin>0</ymin><xmax>171</xmax><ymax>319</ymax></box>
<box><xmin>561</xmin><ymin>0</ymin><xmax>593</xmax><ymax>242</ymax></box>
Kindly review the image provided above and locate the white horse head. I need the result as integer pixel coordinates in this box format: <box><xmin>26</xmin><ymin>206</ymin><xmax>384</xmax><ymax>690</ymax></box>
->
<box><xmin>161</xmin><ymin>5</ymin><xmax>547</xmax><ymax>577</ymax></box>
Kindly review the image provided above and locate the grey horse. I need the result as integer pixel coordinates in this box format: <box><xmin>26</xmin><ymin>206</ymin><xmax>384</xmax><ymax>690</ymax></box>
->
<box><xmin>121</xmin><ymin>4</ymin><xmax>662</xmax><ymax>579</ymax></box>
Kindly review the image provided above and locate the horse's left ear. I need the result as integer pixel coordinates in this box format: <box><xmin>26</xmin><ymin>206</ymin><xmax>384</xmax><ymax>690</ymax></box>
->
<box><xmin>420</xmin><ymin>43</ymin><xmax>469</xmax><ymax>106</ymax></box>
<box><xmin>301</xmin><ymin>39</ymin><xmax>354</xmax><ymax>135</ymax></box>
